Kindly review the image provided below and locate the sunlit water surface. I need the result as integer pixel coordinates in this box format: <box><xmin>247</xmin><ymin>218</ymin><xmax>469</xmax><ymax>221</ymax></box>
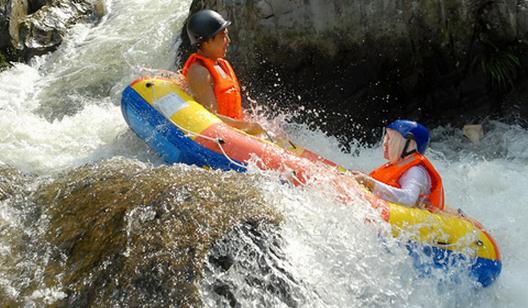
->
<box><xmin>0</xmin><ymin>0</ymin><xmax>526</xmax><ymax>306</ymax></box>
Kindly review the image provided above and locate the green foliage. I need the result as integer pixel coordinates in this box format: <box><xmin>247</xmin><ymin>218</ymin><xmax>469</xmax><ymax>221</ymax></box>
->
<box><xmin>476</xmin><ymin>42</ymin><xmax>521</xmax><ymax>89</ymax></box>
<box><xmin>0</xmin><ymin>51</ymin><xmax>9</xmax><ymax>71</ymax></box>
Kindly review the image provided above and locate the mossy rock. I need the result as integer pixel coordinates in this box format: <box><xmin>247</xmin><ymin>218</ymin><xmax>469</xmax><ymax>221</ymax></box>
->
<box><xmin>0</xmin><ymin>50</ymin><xmax>9</xmax><ymax>71</ymax></box>
<box><xmin>0</xmin><ymin>165</ymin><xmax>31</xmax><ymax>201</ymax></box>
<box><xmin>34</xmin><ymin>158</ymin><xmax>281</xmax><ymax>306</ymax></box>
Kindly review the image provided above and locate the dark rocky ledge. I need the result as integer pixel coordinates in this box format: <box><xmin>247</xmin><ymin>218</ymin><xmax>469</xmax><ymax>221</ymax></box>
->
<box><xmin>180</xmin><ymin>0</ymin><xmax>528</xmax><ymax>144</ymax></box>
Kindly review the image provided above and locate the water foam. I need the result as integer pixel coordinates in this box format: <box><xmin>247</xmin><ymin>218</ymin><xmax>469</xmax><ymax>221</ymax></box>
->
<box><xmin>0</xmin><ymin>0</ymin><xmax>526</xmax><ymax>306</ymax></box>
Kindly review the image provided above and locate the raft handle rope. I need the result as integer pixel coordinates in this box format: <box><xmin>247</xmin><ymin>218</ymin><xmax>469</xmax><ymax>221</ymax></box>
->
<box><xmin>147</xmin><ymin>82</ymin><xmax>247</xmax><ymax>170</ymax></box>
<box><xmin>289</xmin><ymin>170</ymin><xmax>304</xmax><ymax>186</ymax></box>
<box><xmin>435</xmin><ymin>241</ymin><xmax>453</xmax><ymax>247</ymax></box>
<box><xmin>215</xmin><ymin>138</ymin><xmax>249</xmax><ymax>170</ymax></box>
<box><xmin>264</xmin><ymin>131</ymin><xmax>275</xmax><ymax>144</ymax></box>
<box><xmin>264</xmin><ymin>130</ymin><xmax>298</xmax><ymax>150</ymax></box>
<box><xmin>455</xmin><ymin>209</ymin><xmax>485</xmax><ymax>247</ymax></box>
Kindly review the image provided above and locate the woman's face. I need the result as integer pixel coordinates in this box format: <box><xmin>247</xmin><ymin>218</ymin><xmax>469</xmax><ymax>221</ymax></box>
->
<box><xmin>383</xmin><ymin>129</ymin><xmax>404</xmax><ymax>163</ymax></box>
<box><xmin>383</xmin><ymin>131</ymin><xmax>390</xmax><ymax>160</ymax></box>
<box><xmin>202</xmin><ymin>28</ymin><xmax>230</xmax><ymax>59</ymax></box>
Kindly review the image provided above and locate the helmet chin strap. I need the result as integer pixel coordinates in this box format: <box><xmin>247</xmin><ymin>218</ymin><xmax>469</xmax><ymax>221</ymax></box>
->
<box><xmin>401</xmin><ymin>136</ymin><xmax>417</xmax><ymax>158</ymax></box>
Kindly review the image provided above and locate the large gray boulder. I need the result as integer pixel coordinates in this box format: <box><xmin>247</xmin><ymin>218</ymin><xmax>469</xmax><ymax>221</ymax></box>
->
<box><xmin>181</xmin><ymin>0</ymin><xmax>528</xmax><ymax>140</ymax></box>
<box><xmin>0</xmin><ymin>0</ymin><xmax>104</xmax><ymax>60</ymax></box>
<box><xmin>31</xmin><ymin>159</ymin><xmax>284</xmax><ymax>306</ymax></box>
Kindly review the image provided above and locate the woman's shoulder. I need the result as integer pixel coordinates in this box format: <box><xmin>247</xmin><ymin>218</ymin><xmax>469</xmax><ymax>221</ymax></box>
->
<box><xmin>402</xmin><ymin>165</ymin><xmax>431</xmax><ymax>185</ymax></box>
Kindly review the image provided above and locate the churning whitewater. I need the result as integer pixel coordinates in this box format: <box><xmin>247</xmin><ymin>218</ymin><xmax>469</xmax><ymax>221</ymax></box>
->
<box><xmin>0</xmin><ymin>0</ymin><xmax>527</xmax><ymax>306</ymax></box>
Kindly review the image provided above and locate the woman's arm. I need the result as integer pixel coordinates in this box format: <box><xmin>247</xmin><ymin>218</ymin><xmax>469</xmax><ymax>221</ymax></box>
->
<box><xmin>216</xmin><ymin>114</ymin><xmax>265</xmax><ymax>135</ymax></box>
<box><xmin>186</xmin><ymin>63</ymin><xmax>265</xmax><ymax>136</ymax></box>
<box><xmin>371</xmin><ymin>166</ymin><xmax>430</xmax><ymax>207</ymax></box>
<box><xmin>353</xmin><ymin>166</ymin><xmax>430</xmax><ymax>207</ymax></box>
<box><xmin>186</xmin><ymin>63</ymin><xmax>219</xmax><ymax>112</ymax></box>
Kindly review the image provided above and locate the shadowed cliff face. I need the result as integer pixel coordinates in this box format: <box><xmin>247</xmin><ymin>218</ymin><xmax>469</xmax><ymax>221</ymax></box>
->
<box><xmin>181</xmin><ymin>0</ymin><xmax>528</xmax><ymax>145</ymax></box>
<box><xmin>27</xmin><ymin>158</ymin><xmax>282</xmax><ymax>306</ymax></box>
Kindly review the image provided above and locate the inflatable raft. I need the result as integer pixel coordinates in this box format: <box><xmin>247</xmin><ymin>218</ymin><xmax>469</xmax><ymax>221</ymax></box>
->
<box><xmin>121</xmin><ymin>76</ymin><xmax>501</xmax><ymax>287</ymax></box>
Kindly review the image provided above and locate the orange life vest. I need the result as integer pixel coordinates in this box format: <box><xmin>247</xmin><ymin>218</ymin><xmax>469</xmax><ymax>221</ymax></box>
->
<box><xmin>369</xmin><ymin>153</ymin><xmax>445</xmax><ymax>211</ymax></box>
<box><xmin>182</xmin><ymin>53</ymin><xmax>243</xmax><ymax>120</ymax></box>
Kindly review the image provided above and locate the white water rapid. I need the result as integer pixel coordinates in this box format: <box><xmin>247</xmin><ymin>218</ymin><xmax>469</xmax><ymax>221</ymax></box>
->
<box><xmin>0</xmin><ymin>0</ymin><xmax>526</xmax><ymax>306</ymax></box>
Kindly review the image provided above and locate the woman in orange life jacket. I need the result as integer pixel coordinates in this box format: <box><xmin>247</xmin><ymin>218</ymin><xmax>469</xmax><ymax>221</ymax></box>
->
<box><xmin>352</xmin><ymin>120</ymin><xmax>445</xmax><ymax>211</ymax></box>
<box><xmin>182</xmin><ymin>9</ymin><xmax>265</xmax><ymax>135</ymax></box>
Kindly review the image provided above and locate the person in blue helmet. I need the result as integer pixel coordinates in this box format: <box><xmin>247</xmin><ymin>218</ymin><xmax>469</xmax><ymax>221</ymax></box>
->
<box><xmin>353</xmin><ymin>120</ymin><xmax>445</xmax><ymax>210</ymax></box>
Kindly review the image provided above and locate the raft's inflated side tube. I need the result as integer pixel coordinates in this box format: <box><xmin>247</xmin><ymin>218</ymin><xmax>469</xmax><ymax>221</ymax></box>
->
<box><xmin>121</xmin><ymin>77</ymin><xmax>245</xmax><ymax>171</ymax></box>
<box><xmin>121</xmin><ymin>76</ymin><xmax>501</xmax><ymax>287</ymax></box>
<box><xmin>387</xmin><ymin>203</ymin><xmax>501</xmax><ymax>287</ymax></box>
<box><xmin>121</xmin><ymin>77</ymin><xmax>339</xmax><ymax>182</ymax></box>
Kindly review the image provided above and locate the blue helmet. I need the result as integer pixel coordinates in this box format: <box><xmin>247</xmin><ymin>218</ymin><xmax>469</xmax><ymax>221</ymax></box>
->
<box><xmin>387</xmin><ymin>120</ymin><xmax>430</xmax><ymax>154</ymax></box>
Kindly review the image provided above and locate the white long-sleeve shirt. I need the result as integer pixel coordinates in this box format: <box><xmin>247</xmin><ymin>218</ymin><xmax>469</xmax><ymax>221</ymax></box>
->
<box><xmin>371</xmin><ymin>165</ymin><xmax>431</xmax><ymax>207</ymax></box>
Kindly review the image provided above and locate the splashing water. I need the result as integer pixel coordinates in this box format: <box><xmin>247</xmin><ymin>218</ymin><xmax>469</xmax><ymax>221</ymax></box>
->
<box><xmin>0</xmin><ymin>0</ymin><xmax>527</xmax><ymax>306</ymax></box>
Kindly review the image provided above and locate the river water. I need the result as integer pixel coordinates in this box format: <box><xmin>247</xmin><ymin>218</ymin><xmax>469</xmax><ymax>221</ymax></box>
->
<box><xmin>0</xmin><ymin>0</ymin><xmax>527</xmax><ymax>306</ymax></box>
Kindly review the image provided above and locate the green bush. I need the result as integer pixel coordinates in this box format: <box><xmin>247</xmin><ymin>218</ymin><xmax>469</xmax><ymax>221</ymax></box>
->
<box><xmin>475</xmin><ymin>41</ymin><xmax>521</xmax><ymax>89</ymax></box>
<box><xmin>0</xmin><ymin>51</ymin><xmax>8</xmax><ymax>71</ymax></box>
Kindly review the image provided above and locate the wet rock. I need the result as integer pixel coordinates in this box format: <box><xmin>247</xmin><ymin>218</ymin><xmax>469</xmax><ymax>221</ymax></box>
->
<box><xmin>181</xmin><ymin>1</ymin><xmax>528</xmax><ymax>142</ymax></box>
<box><xmin>0</xmin><ymin>49</ymin><xmax>10</xmax><ymax>70</ymax></box>
<box><xmin>0</xmin><ymin>0</ymin><xmax>104</xmax><ymax>60</ymax></box>
<box><xmin>204</xmin><ymin>223</ymin><xmax>308</xmax><ymax>307</ymax></box>
<box><xmin>0</xmin><ymin>165</ymin><xmax>31</xmax><ymax>201</ymax></box>
<box><xmin>501</xmin><ymin>77</ymin><xmax>528</xmax><ymax>123</ymax></box>
<box><xmin>16</xmin><ymin>0</ymin><xmax>105</xmax><ymax>57</ymax></box>
<box><xmin>33</xmin><ymin>158</ymin><xmax>282</xmax><ymax>306</ymax></box>
<box><xmin>0</xmin><ymin>165</ymin><xmax>42</xmax><ymax>304</ymax></box>
<box><xmin>0</xmin><ymin>0</ymin><xmax>11</xmax><ymax>49</ymax></box>
<box><xmin>7</xmin><ymin>0</ymin><xmax>29</xmax><ymax>53</ymax></box>
<box><xmin>28</xmin><ymin>0</ymin><xmax>47</xmax><ymax>14</ymax></box>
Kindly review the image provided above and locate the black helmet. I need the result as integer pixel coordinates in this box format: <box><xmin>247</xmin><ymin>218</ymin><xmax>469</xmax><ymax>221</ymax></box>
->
<box><xmin>186</xmin><ymin>9</ymin><xmax>231</xmax><ymax>46</ymax></box>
